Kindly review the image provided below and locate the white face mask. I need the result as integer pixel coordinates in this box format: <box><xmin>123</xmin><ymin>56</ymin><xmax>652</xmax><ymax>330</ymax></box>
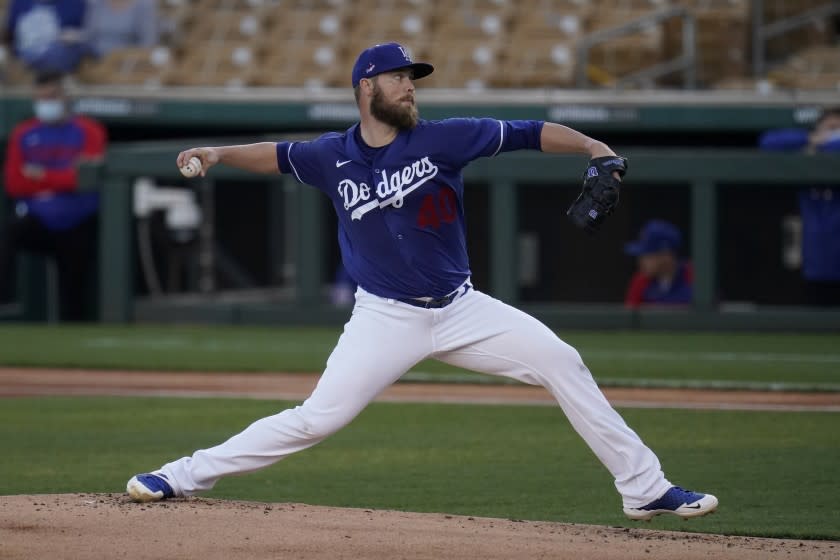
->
<box><xmin>34</xmin><ymin>99</ymin><xmax>66</xmax><ymax>123</ymax></box>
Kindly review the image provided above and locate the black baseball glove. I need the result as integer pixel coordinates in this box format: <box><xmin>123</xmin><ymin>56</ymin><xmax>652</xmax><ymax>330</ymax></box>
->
<box><xmin>566</xmin><ymin>156</ymin><xmax>627</xmax><ymax>234</ymax></box>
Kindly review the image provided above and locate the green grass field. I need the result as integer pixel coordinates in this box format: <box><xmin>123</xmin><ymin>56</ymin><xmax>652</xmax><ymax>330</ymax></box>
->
<box><xmin>1</xmin><ymin>324</ymin><xmax>839</xmax><ymax>390</ymax></box>
<box><xmin>2</xmin><ymin>324</ymin><xmax>838</xmax><ymax>540</ymax></box>
<box><xmin>1</xmin><ymin>396</ymin><xmax>837</xmax><ymax>540</ymax></box>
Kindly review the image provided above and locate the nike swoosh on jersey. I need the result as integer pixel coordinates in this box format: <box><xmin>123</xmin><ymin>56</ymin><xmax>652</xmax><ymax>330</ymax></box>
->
<box><xmin>336</xmin><ymin>160</ymin><xmax>352</xmax><ymax>168</ymax></box>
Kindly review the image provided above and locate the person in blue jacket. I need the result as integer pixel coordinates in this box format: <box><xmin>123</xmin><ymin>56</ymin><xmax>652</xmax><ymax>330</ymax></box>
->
<box><xmin>623</xmin><ymin>219</ymin><xmax>693</xmax><ymax>309</ymax></box>
<box><xmin>2</xmin><ymin>0</ymin><xmax>91</xmax><ymax>74</ymax></box>
<box><xmin>759</xmin><ymin>107</ymin><xmax>840</xmax><ymax>306</ymax></box>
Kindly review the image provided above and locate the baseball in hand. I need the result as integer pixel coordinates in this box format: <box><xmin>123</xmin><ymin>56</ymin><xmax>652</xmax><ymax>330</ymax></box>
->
<box><xmin>180</xmin><ymin>156</ymin><xmax>203</xmax><ymax>178</ymax></box>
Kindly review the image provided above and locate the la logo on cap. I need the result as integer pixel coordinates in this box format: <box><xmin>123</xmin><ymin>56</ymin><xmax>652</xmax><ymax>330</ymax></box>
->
<box><xmin>398</xmin><ymin>45</ymin><xmax>411</xmax><ymax>61</ymax></box>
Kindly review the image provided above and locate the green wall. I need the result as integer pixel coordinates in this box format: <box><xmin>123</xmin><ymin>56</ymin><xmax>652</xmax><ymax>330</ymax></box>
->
<box><xmin>88</xmin><ymin>144</ymin><xmax>840</xmax><ymax>330</ymax></box>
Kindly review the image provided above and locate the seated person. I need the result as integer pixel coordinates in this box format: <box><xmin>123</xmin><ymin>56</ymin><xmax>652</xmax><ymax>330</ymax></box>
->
<box><xmin>84</xmin><ymin>0</ymin><xmax>159</xmax><ymax>58</ymax></box>
<box><xmin>1</xmin><ymin>72</ymin><xmax>107</xmax><ymax>321</ymax></box>
<box><xmin>3</xmin><ymin>0</ymin><xmax>90</xmax><ymax>74</ymax></box>
<box><xmin>623</xmin><ymin>219</ymin><xmax>693</xmax><ymax>308</ymax></box>
<box><xmin>758</xmin><ymin>107</ymin><xmax>840</xmax><ymax>307</ymax></box>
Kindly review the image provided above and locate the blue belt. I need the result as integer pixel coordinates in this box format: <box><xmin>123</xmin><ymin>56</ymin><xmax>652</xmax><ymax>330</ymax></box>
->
<box><xmin>397</xmin><ymin>284</ymin><xmax>471</xmax><ymax>309</ymax></box>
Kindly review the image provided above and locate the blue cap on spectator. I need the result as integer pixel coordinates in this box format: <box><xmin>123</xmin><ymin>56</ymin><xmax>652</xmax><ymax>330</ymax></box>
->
<box><xmin>351</xmin><ymin>43</ymin><xmax>434</xmax><ymax>88</ymax></box>
<box><xmin>624</xmin><ymin>219</ymin><xmax>683</xmax><ymax>256</ymax></box>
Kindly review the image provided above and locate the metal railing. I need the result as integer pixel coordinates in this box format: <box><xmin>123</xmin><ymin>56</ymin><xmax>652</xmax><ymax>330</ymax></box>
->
<box><xmin>576</xmin><ymin>7</ymin><xmax>696</xmax><ymax>89</ymax></box>
<box><xmin>752</xmin><ymin>0</ymin><xmax>840</xmax><ymax>77</ymax></box>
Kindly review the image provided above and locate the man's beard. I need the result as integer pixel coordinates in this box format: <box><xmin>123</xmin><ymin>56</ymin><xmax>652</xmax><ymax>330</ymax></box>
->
<box><xmin>370</xmin><ymin>84</ymin><xmax>418</xmax><ymax>130</ymax></box>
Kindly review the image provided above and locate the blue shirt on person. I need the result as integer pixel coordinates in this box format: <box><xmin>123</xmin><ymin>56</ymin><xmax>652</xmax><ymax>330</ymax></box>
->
<box><xmin>276</xmin><ymin>118</ymin><xmax>543</xmax><ymax>300</ymax></box>
<box><xmin>758</xmin><ymin>128</ymin><xmax>840</xmax><ymax>282</ymax></box>
<box><xmin>5</xmin><ymin>0</ymin><xmax>89</xmax><ymax>72</ymax></box>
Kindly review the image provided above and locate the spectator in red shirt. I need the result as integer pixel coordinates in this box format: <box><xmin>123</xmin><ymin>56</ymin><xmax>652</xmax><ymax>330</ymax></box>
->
<box><xmin>623</xmin><ymin>219</ymin><xmax>693</xmax><ymax>309</ymax></box>
<box><xmin>1</xmin><ymin>71</ymin><xmax>107</xmax><ymax>320</ymax></box>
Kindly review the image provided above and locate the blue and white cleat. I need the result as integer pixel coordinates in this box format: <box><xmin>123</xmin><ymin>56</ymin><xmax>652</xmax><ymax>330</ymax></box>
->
<box><xmin>126</xmin><ymin>472</ymin><xmax>176</xmax><ymax>503</ymax></box>
<box><xmin>624</xmin><ymin>486</ymin><xmax>718</xmax><ymax>521</ymax></box>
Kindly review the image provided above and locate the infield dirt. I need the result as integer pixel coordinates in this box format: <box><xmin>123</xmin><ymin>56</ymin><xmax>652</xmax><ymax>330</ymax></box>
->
<box><xmin>2</xmin><ymin>368</ymin><xmax>839</xmax><ymax>559</ymax></box>
<box><xmin>1</xmin><ymin>493</ymin><xmax>838</xmax><ymax>560</ymax></box>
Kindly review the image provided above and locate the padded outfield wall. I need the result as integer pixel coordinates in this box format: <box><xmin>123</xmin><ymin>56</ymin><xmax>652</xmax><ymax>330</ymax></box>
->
<box><xmin>1</xmin><ymin>87</ymin><xmax>839</xmax><ymax>329</ymax></box>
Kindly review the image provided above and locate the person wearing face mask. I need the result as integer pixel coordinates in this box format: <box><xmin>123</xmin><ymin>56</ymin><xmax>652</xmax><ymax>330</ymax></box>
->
<box><xmin>0</xmin><ymin>71</ymin><xmax>107</xmax><ymax>321</ymax></box>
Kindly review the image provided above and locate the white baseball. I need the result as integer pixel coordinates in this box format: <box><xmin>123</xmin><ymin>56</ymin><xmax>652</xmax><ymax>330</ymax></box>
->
<box><xmin>180</xmin><ymin>156</ymin><xmax>202</xmax><ymax>178</ymax></box>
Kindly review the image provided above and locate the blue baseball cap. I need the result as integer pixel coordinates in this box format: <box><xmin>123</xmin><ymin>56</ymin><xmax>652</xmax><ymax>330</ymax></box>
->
<box><xmin>351</xmin><ymin>42</ymin><xmax>434</xmax><ymax>88</ymax></box>
<box><xmin>624</xmin><ymin>219</ymin><xmax>683</xmax><ymax>256</ymax></box>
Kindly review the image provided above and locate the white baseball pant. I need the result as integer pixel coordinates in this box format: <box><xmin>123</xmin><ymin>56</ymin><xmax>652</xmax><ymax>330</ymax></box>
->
<box><xmin>159</xmin><ymin>284</ymin><xmax>671</xmax><ymax>508</ymax></box>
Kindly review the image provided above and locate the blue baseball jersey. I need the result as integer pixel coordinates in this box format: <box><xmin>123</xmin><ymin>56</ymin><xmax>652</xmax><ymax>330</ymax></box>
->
<box><xmin>276</xmin><ymin>118</ymin><xmax>543</xmax><ymax>299</ymax></box>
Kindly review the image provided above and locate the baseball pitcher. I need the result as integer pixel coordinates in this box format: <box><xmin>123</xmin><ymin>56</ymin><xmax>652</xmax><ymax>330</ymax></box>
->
<box><xmin>127</xmin><ymin>42</ymin><xmax>718</xmax><ymax>521</ymax></box>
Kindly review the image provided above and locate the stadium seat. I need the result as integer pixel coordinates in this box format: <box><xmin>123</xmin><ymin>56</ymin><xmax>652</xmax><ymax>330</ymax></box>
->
<box><xmin>666</xmin><ymin>0</ymin><xmax>750</xmax><ymax>87</ymax></box>
<box><xmin>77</xmin><ymin>46</ymin><xmax>175</xmax><ymax>88</ymax></box>
<box><xmin>762</xmin><ymin>0</ymin><xmax>833</xmax><ymax>60</ymax></box>
<box><xmin>164</xmin><ymin>40</ymin><xmax>265</xmax><ymax>88</ymax></box>
<box><xmin>433</xmin><ymin>1</ymin><xmax>513</xmax><ymax>40</ymax></box>
<box><xmin>768</xmin><ymin>45</ymin><xmax>840</xmax><ymax>91</ymax></box>
<box><xmin>0</xmin><ymin>45</ymin><xmax>33</xmax><ymax>86</ymax></box>
<box><xmin>510</xmin><ymin>2</ymin><xmax>590</xmax><ymax>42</ymax></box>
<box><xmin>264</xmin><ymin>6</ymin><xmax>351</xmax><ymax>42</ymax></box>
<box><xmin>6</xmin><ymin>0</ymin><xmax>834</xmax><ymax>91</ymax></box>
<box><xmin>350</xmin><ymin>9</ymin><xmax>434</xmax><ymax>49</ymax></box>
<box><xmin>195</xmin><ymin>0</ymin><xmax>279</xmax><ymax>8</ymax></box>
<box><xmin>421</xmin><ymin>39</ymin><xmax>502</xmax><ymax>89</ymax></box>
<box><xmin>790</xmin><ymin>73</ymin><xmax>840</xmax><ymax>91</ymax></box>
<box><xmin>255</xmin><ymin>40</ymin><xmax>345</xmax><ymax>88</ymax></box>
<box><xmin>491</xmin><ymin>37</ymin><xmax>577</xmax><ymax>88</ymax></box>
<box><xmin>182</xmin><ymin>10</ymin><xmax>268</xmax><ymax>47</ymax></box>
<box><xmin>158</xmin><ymin>0</ymin><xmax>198</xmax><ymax>41</ymax></box>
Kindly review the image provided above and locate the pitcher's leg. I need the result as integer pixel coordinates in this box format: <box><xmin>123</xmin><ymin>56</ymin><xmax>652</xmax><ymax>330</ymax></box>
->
<box><xmin>160</xmin><ymin>293</ymin><xmax>433</xmax><ymax>495</ymax></box>
<box><xmin>434</xmin><ymin>291</ymin><xmax>670</xmax><ymax>507</ymax></box>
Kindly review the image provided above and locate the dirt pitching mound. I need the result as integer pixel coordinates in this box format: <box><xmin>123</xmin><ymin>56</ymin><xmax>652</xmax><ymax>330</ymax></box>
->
<box><xmin>1</xmin><ymin>494</ymin><xmax>836</xmax><ymax>560</ymax></box>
